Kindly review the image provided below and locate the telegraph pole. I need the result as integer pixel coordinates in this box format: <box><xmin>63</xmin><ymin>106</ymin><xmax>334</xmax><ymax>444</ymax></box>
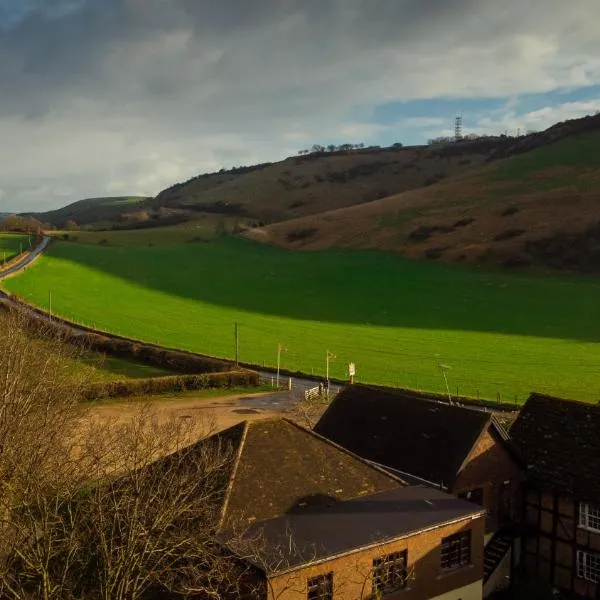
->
<box><xmin>234</xmin><ymin>322</ymin><xmax>239</xmax><ymax>366</ymax></box>
<box><xmin>277</xmin><ymin>343</ymin><xmax>287</xmax><ymax>389</ymax></box>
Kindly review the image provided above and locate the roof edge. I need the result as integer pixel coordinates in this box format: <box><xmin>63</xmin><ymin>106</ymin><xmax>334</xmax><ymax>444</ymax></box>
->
<box><xmin>264</xmin><ymin>509</ymin><xmax>487</xmax><ymax>577</ymax></box>
<box><xmin>217</xmin><ymin>421</ymin><xmax>250</xmax><ymax>531</ymax></box>
<box><xmin>282</xmin><ymin>417</ymin><xmax>409</xmax><ymax>488</ymax></box>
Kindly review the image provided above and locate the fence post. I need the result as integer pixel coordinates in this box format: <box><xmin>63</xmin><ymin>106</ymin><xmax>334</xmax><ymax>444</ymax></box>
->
<box><xmin>288</xmin><ymin>377</ymin><xmax>292</xmax><ymax>391</ymax></box>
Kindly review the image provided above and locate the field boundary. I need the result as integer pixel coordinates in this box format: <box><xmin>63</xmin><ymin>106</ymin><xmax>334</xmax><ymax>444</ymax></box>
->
<box><xmin>0</xmin><ymin>288</ymin><xmax>519</xmax><ymax>413</ymax></box>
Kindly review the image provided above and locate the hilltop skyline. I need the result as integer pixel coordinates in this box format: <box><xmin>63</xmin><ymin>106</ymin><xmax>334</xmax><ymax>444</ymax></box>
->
<box><xmin>1</xmin><ymin>0</ymin><xmax>599</xmax><ymax>212</ymax></box>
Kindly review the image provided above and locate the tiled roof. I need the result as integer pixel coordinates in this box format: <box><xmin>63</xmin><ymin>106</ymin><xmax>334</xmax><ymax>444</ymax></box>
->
<box><xmin>510</xmin><ymin>393</ymin><xmax>600</xmax><ymax>499</ymax></box>
<box><xmin>314</xmin><ymin>385</ymin><xmax>496</xmax><ymax>487</ymax></box>
<box><xmin>212</xmin><ymin>418</ymin><xmax>403</xmax><ymax>530</ymax></box>
<box><xmin>229</xmin><ymin>485</ymin><xmax>485</xmax><ymax>575</ymax></box>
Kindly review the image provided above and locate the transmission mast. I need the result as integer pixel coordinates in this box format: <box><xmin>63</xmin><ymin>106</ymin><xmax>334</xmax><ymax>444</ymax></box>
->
<box><xmin>455</xmin><ymin>115</ymin><xmax>463</xmax><ymax>142</ymax></box>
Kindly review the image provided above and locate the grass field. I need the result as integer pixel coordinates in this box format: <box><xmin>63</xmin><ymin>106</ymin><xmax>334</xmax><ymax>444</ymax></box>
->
<box><xmin>0</xmin><ymin>233</ymin><xmax>31</xmax><ymax>263</ymax></box>
<box><xmin>52</xmin><ymin>215</ymin><xmax>245</xmax><ymax>246</ymax></box>
<box><xmin>4</xmin><ymin>236</ymin><xmax>600</xmax><ymax>402</ymax></box>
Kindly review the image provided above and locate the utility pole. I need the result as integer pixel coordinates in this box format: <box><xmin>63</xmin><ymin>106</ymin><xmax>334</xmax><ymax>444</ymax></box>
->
<box><xmin>234</xmin><ymin>322</ymin><xmax>239</xmax><ymax>366</ymax></box>
<box><xmin>326</xmin><ymin>350</ymin><xmax>336</xmax><ymax>389</ymax></box>
<box><xmin>276</xmin><ymin>343</ymin><xmax>286</xmax><ymax>388</ymax></box>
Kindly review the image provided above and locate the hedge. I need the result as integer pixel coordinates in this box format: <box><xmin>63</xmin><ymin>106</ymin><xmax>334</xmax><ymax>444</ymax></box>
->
<box><xmin>84</xmin><ymin>370</ymin><xmax>261</xmax><ymax>400</ymax></box>
<box><xmin>0</xmin><ymin>297</ymin><xmax>233</xmax><ymax>374</ymax></box>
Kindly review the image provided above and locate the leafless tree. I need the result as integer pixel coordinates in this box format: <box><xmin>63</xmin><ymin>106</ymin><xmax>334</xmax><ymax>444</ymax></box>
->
<box><xmin>0</xmin><ymin>309</ymin><xmax>261</xmax><ymax>600</ymax></box>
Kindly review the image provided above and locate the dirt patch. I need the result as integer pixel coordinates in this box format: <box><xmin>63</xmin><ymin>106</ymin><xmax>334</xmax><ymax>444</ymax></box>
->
<box><xmin>83</xmin><ymin>391</ymin><xmax>293</xmax><ymax>439</ymax></box>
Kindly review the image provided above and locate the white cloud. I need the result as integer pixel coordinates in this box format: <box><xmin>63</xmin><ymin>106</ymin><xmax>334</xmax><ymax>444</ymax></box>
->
<box><xmin>1</xmin><ymin>0</ymin><xmax>600</xmax><ymax>211</ymax></box>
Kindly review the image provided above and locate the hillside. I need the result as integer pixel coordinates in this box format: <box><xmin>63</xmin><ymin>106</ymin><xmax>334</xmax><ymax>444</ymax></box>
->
<box><xmin>152</xmin><ymin>141</ymin><xmax>525</xmax><ymax>224</ymax></box>
<box><xmin>34</xmin><ymin>196</ymin><xmax>151</xmax><ymax>228</ymax></box>
<box><xmin>248</xmin><ymin>115</ymin><xmax>600</xmax><ymax>272</ymax></box>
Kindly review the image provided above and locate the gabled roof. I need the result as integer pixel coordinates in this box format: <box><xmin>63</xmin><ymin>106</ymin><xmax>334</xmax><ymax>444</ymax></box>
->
<box><xmin>233</xmin><ymin>485</ymin><xmax>486</xmax><ymax>575</ymax></box>
<box><xmin>510</xmin><ymin>393</ymin><xmax>600</xmax><ymax>499</ymax></box>
<box><xmin>314</xmin><ymin>384</ymin><xmax>512</xmax><ymax>488</ymax></box>
<box><xmin>209</xmin><ymin>418</ymin><xmax>403</xmax><ymax>530</ymax></box>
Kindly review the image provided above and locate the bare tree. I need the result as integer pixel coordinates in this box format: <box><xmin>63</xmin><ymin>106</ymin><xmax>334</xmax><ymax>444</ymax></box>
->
<box><xmin>0</xmin><ymin>309</ymin><xmax>260</xmax><ymax>600</ymax></box>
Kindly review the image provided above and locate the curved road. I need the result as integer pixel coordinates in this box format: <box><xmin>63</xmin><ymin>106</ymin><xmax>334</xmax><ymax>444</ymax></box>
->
<box><xmin>0</xmin><ymin>235</ymin><xmax>50</xmax><ymax>280</ymax></box>
<box><xmin>0</xmin><ymin>235</ymin><xmax>341</xmax><ymax>396</ymax></box>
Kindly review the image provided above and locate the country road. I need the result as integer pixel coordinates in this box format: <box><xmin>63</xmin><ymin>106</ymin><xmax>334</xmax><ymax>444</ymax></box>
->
<box><xmin>0</xmin><ymin>235</ymin><xmax>342</xmax><ymax>397</ymax></box>
<box><xmin>0</xmin><ymin>235</ymin><xmax>50</xmax><ymax>280</ymax></box>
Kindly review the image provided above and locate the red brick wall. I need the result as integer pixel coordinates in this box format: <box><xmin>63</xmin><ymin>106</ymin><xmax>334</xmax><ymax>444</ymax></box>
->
<box><xmin>453</xmin><ymin>427</ymin><xmax>522</xmax><ymax>532</ymax></box>
<box><xmin>267</xmin><ymin>515</ymin><xmax>485</xmax><ymax>600</ymax></box>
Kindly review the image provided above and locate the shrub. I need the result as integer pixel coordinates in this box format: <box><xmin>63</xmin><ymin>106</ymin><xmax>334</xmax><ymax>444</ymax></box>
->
<box><xmin>286</xmin><ymin>228</ymin><xmax>317</xmax><ymax>243</ymax></box>
<box><xmin>84</xmin><ymin>370</ymin><xmax>260</xmax><ymax>400</ymax></box>
<box><xmin>494</xmin><ymin>229</ymin><xmax>525</xmax><ymax>242</ymax></box>
<box><xmin>501</xmin><ymin>206</ymin><xmax>520</xmax><ymax>216</ymax></box>
<box><xmin>408</xmin><ymin>224</ymin><xmax>454</xmax><ymax>243</ymax></box>
<box><xmin>453</xmin><ymin>217</ymin><xmax>476</xmax><ymax>228</ymax></box>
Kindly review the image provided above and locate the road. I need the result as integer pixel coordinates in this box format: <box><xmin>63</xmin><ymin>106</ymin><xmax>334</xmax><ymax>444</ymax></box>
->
<box><xmin>0</xmin><ymin>235</ymin><xmax>50</xmax><ymax>280</ymax></box>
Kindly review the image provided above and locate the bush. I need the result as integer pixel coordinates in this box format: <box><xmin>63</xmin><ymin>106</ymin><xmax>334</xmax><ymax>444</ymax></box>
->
<box><xmin>453</xmin><ymin>217</ymin><xmax>476</xmax><ymax>228</ymax></box>
<box><xmin>494</xmin><ymin>229</ymin><xmax>525</xmax><ymax>242</ymax></box>
<box><xmin>84</xmin><ymin>370</ymin><xmax>260</xmax><ymax>400</ymax></box>
<box><xmin>501</xmin><ymin>206</ymin><xmax>520</xmax><ymax>217</ymax></box>
<box><xmin>286</xmin><ymin>228</ymin><xmax>317</xmax><ymax>243</ymax></box>
<box><xmin>408</xmin><ymin>224</ymin><xmax>455</xmax><ymax>243</ymax></box>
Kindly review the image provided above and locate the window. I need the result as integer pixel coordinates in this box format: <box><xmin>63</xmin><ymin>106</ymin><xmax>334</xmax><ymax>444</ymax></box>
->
<box><xmin>441</xmin><ymin>530</ymin><xmax>472</xmax><ymax>571</ymax></box>
<box><xmin>577</xmin><ymin>550</ymin><xmax>600</xmax><ymax>583</ymax></box>
<box><xmin>307</xmin><ymin>572</ymin><xmax>333</xmax><ymax>600</ymax></box>
<box><xmin>372</xmin><ymin>550</ymin><xmax>408</xmax><ymax>595</ymax></box>
<box><xmin>579</xmin><ymin>502</ymin><xmax>600</xmax><ymax>533</ymax></box>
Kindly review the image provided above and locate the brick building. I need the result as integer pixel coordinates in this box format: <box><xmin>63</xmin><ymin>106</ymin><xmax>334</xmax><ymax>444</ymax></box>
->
<box><xmin>192</xmin><ymin>418</ymin><xmax>486</xmax><ymax>599</ymax></box>
<box><xmin>314</xmin><ymin>385</ymin><xmax>523</xmax><ymax>535</ymax></box>
<box><xmin>511</xmin><ymin>394</ymin><xmax>600</xmax><ymax>599</ymax></box>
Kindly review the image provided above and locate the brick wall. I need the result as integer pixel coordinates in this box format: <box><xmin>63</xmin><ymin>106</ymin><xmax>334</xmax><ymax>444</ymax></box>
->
<box><xmin>453</xmin><ymin>427</ymin><xmax>522</xmax><ymax>532</ymax></box>
<box><xmin>267</xmin><ymin>515</ymin><xmax>485</xmax><ymax>600</ymax></box>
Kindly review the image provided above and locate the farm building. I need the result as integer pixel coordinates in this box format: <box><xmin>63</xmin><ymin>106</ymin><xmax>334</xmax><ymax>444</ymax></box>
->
<box><xmin>511</xmin><ymin>393</ymin><xmax>600</xmax><ymax>599</ymax></box>
<box><xmin>180</xmin><ymin>418</ymin><xmax>487</xmax><ymax>599</ymax></box>
<box><xmin>313</xmin><ymin>384</ymin><xmax>525</xmax><ymax>594</ymax></box>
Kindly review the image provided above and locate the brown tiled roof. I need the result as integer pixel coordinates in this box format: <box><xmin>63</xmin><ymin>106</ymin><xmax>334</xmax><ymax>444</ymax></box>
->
<box><xmin>211</xmin><ymin>418</ymin><xmax>403</xmax><ymax>530</ymax></box>
<box><xmin>510</xmin><ymin>393</ymin><xmax>600</xmax><ymax>499</ymax></box>
<box><xmin>229</xmin><ymin>485</ymin><xmax>485</xmax><ymax>575</ymax></box>
<box><xmin>314</xmin><ymin>385</ymin><xmax>502</xmax><ymax>487</ymax></box>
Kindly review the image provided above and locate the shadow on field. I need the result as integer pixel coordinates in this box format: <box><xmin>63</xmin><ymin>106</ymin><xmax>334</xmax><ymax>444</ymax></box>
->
<box><xmin>31</xmin><ymin>237</ymin><xmax>600</xmax><ymax>342</ymax></box>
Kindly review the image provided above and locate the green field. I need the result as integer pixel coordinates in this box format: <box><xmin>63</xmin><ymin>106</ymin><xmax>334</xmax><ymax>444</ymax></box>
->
<box><xmin>4</xmin><ymin>236</ymin><xmax>600</xmax><ymax>402</ymax></box>
<box><xmin>0</xmin><ymin>233</ymin><xmax>30</xmax><ymax>263</ymax></box>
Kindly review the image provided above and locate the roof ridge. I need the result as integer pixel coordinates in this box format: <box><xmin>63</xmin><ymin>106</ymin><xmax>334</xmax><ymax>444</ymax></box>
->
<box><xmin>528</xmin><ymin>392</ymin><xmax>600</xmax><ymax>411</ymax></box>
<box><xmin>217</xmin><ymin>420</ymin><xmax>249</xmax><ymax>531</ymax></box>
<box><xmin>345</xmin><ymin>383</ymin><xmax>491</xmax><ymax>416</ymax></box>
<box><xmin>281</xmin><ymin>417</ymin><xmax>408</xmax><ymax>487</ymax></box>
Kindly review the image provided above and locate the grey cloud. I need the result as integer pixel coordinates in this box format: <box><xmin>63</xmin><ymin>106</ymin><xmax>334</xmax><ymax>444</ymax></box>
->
<box><xmin>1</xmin><ymin>0</ymin><xmax>599</xmax><ymax>211</ymax></box>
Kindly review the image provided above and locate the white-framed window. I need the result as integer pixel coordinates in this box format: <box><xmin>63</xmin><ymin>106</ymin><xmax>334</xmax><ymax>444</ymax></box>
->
<box><xmin>576</xmin><ymin>550</ymin><xmax>600</xmax><ymax>584</ymax></box>
<box><xmin>579</xmin><ymin>502</ymin><xmax>600</xmax><ymax>533</ymax></box>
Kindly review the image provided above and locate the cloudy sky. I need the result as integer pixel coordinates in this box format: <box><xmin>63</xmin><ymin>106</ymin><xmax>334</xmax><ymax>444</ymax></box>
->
<box><xmin>1</xmin><ymin>0</ymin><xmax>599</xmax><ymax>213</ymax></box>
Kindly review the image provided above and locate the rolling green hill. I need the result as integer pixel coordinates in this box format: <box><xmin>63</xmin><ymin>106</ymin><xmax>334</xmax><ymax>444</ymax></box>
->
<box><xmin>34</xmin><ymin>196</ymin><xmax>151</xmax><ymax>228</ymax></box>
<box><xmin>4</xmin><ymin>236</ymin><xmax>600</xmax><ymax>403</ymax></box>
<box><xmin>252</xmin><ymin>121</ymin><xmax>600</xmax><ymax>272</ymax></box>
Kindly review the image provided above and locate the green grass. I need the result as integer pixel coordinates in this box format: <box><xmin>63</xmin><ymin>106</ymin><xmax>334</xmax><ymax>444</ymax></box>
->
<box><xmin>0</xmin><ymin>233</ymin><xmax>31</xmax><ymax>263</ymax></box>
<box><xmin>94</xmin><ymin>385</ymin><xmax>274</xmax><ymax>406</ymax></box>
<box><xmin>78</xmin><ymin>355</ymin><xmax>175</xmax><ymax>382</ymax></box>
<box><xmin>53</xmin><ymin>216</ymin><xmax>245</xmax><ymax>246</ymax></box>
<box><xmin>5</xmin><ymin>236</ymin><xmax>600</xmax><ymax>403</ymax></box>
<box><xmin>491</xmin><ymin>130</ymin><xmax>600</xmax><ymax>181</ymax></box>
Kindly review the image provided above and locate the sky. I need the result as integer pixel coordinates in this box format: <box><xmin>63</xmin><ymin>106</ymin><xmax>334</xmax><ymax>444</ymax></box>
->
<box><xmin>1</xmin><ymin>0</ymin><xmax>599</xmax><ymax>213</ymax></box>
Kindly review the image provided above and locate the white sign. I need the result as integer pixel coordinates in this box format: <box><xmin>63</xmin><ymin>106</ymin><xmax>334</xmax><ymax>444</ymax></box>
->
<box><xmin>348</xmin><ymin>362</ymin><xmax>356</xmax><ymax>377</ymax></box>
